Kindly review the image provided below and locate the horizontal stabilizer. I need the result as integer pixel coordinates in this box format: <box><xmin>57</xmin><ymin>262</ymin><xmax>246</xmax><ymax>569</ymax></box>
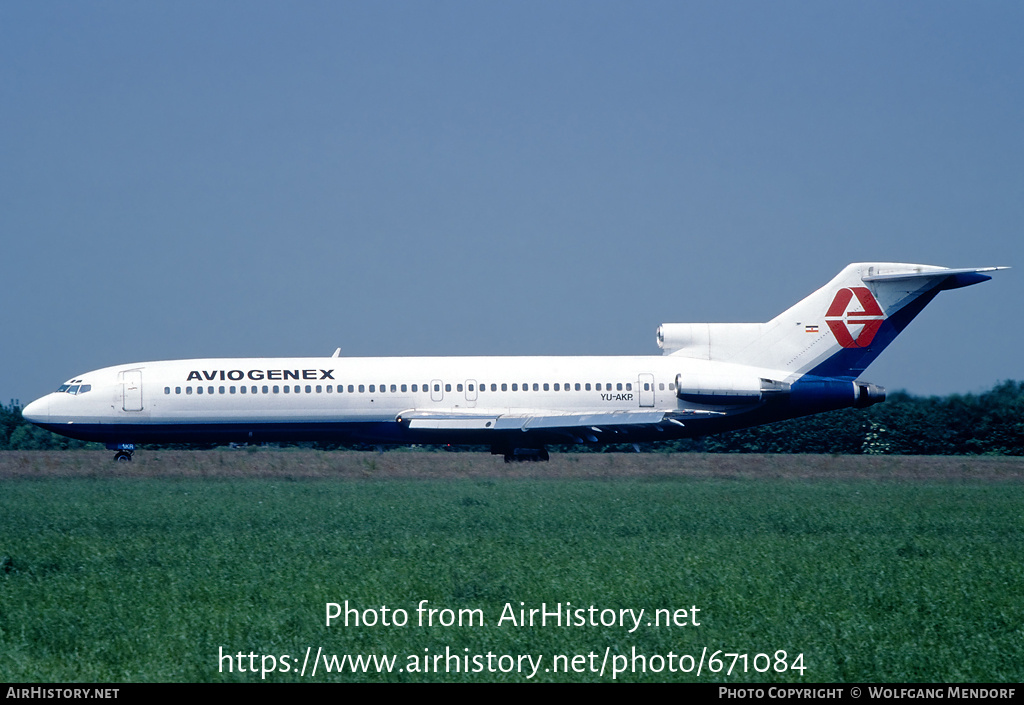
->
<box><xmin>862</xmin><ymin>266</ymin><xmax>1007</xmax><ymax>281</ymax></box>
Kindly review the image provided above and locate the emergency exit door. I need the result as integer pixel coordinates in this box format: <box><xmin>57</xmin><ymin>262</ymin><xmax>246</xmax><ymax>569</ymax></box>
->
<box><xmin>638</xmin><ymin>373</ymin><xmax>655</xmax><ymax>407</ymax></box>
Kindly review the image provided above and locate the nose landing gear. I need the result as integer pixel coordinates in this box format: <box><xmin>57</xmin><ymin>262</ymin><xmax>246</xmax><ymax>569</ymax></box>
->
<box><xmin>107</xmin><ymin>443</ymin><xmax>135</xmax><ymax>462</ymax></box>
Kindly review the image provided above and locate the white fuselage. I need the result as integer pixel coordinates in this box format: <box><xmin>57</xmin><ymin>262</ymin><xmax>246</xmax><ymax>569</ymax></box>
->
<box><xmin>24</xmin><ymin>354</ymin><xmax>799</xmax><ymax>449</ymax></box>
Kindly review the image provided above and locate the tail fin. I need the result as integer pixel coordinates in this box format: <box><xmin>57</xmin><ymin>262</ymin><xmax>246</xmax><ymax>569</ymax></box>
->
<box><xmin>658</xmin><ymin>263</ymin><xmax>1007</xmax><ymax>379</ymax></box>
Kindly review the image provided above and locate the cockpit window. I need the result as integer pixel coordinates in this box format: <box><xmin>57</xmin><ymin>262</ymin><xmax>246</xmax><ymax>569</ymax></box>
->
<box><xmin>67</xmin><ymin>385</ymin><xmax>81</xmax><ymax>395</ymax></box>
<box><xmin>57</xmin><ymin>384</ymin><xmax>71</xmax><ymax>393</ymax></box>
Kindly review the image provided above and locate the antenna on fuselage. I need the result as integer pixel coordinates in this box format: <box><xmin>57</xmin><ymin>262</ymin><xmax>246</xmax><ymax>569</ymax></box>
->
<box><xmin>331</xmin><ymin>348</ymin><xmax>341</xmax><ymax>358</ymax></box>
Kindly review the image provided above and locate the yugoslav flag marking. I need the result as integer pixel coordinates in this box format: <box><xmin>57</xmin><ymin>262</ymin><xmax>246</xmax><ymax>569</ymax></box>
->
<box><xmin>825</xmin><ymin>287</ymin><xmax>885</xmax><ymax>349</ymax></box>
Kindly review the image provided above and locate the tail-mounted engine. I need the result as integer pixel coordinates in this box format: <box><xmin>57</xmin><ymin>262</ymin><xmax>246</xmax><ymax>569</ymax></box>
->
<box><xmin>675</xmin><ymin>373</ymin><xmax>791</xmax><ymax>405</ymax></box>
<box><xmin>855</xmin><ymin>382</ymin><xmax>886</xmax><ymax>408</ymax></box>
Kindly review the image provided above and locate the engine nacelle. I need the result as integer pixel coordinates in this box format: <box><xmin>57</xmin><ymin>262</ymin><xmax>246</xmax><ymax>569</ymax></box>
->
<box><xmin>657</xmin><ymin>322</ymin><xmax>766</xmax><ymax>359</ymax></box>
<box><xmin>676</xmin><ymin>373</ymin><xmax>790</xmax><ymax>405</ymax></box>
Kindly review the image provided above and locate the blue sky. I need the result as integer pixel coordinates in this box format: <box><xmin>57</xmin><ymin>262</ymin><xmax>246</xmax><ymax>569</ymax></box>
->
<box><xmin>2</xmin><ymin>1</ymin><xmax>1020</xmax><ymax>405</ymax></box>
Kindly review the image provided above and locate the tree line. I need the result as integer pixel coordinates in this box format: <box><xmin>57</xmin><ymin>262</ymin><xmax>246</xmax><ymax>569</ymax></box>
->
<box><xmin>2</xmin><ymin>380</ymin><xmax>1022</xmax><ymax>455</ymax></box>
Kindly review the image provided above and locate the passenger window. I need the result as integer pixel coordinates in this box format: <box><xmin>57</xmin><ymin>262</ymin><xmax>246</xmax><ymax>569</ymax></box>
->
<box><xmin>491</xmin><ymin>384</ymin><xmax>497</xmax><ymax>391</ymax></box>
<box><xmin>575</xmin><ymin>383</ymin><xmax>581</xmax><ymax>391</ymax></box>
<box><xmin>659</xmin><ymin>383</ymin><xmax>665</xmax><ymax>391</ymax></box>
<box><xmin>273</xmin><ymin>386</ymin><xmax>280</xmax><ymax>394</ymax></box>
<box><xmin>434</xmin><ymin>384</ymin><xmax>441</xmax><ymax>392</ymax></box>
<box><xmin>349</xmin><ymin>385</ymin><xmax>355</xmax><ymax>393</ymax></box>
<box><xmin>187</xmin><ymin>387</ymin><xmax>193</xmax><ymax>395</ymax></box>
<box><xmin>197</xmin><ymin>387</ymin><xmax>203</xmax><ymax>395</ymax></box>
<box><xmin>165</xmin><ymin>387</ymin><xmax>171</xmax><ymax>395</ymax></box>
<box><xmin>175</xmin><ymin>387</ymin><xmax>182</xmax><ymax>394</ymax></box>
<box><xmin>262</xmin><ymin>386</ymin><xmax>269</xmax><ymax>394</ymax></box>
<box><xmin>306</xmin><ymin>385</ymin><xmax>312</xmax><ymax>393</ymax></box>
<box><xmin>230</xmin><ymin>386</ymin><xmax>236</xmax><ymax>394</ymax></box>
<box><xmin>369</xmin><ymin>385</ymin><xmax>375</xmax><ymax>393</ymax></box>
<box><xmin>240</xmin><ymin>386</ymin><xmax>247</xmax><ymax>394</ymax></box>
<box><xmin>208</xmin><ymin>387</ymin><xmax>214</xmax><ymax>395</ymax></box>
<box><xmin>284</xmin><ymin>385</ymin><xmax>290</xmax><ymax>393</ymax></box>
<box><xmin>626</xmin><ymin>383</ymin><xmax>632</xmax><ymax>391</ymax></box>
<box><xmin>668</xmin><ymin>382</ymin><xmax>675</xmax><ymax>391</ymax></box>
<box><xmin>512</xmin><ymin>383</ymin><xmax>518</xmax><ymax>391</ymax></box>
<box><xmin>617</xmin><ymin>383</ymin><xmax>623</xmax><ymax>391</ymax></box>
<box><xmin>401</xmin><ymin>384</ymin><xmax>407</xmax><ymax>392</ymax></box>
<box><xmin>359</xmin><ymin>385</ymin><xmax>365</xmax><ymax>393</ymax></box>
<box><xmin>316</xmin><ymin>385</ymin><xmax>322</xmax><ymax>393</ymax></box>
<box><xmin>326</xmin><ymin>385</ymin><xmax>332</xmax><ymax>393</ymax></box>
<box><xmin>585</xmin><ymin>383</ymin><xmax>591</xmax><ymax>391</ymax></box>
<box><xmin>533</xmin><ymin>383</ymin><xmax>539</xmax><ymax>391</ymax></box>
<box><xmin>501</xmin><ymin>383</ymin><xmax>507</xmax><ymax>391</ymax></box>
<box><xmin>445</xmin><ymin>384</ymin><xmax>451</xmax><ymax>392</ymax></box>
<box><xmin>219</xmin><ymin>386</ymin><xmax>226</xmax><ymax>394</ymax></box>
<box><xmin>596</xmin><ymin>384</ymin><xmax>602</xmax><ymax>391</ymax></box>
<box><xmin>554</xmin><ymin>383</ymin><xmax>559</xmax><ymax>391</ymax></box>
<box><xmin>390</xmin><ymin>384</ymin><xmax>396</xmax><ymax>392</ymax></box>
<box><xmin>411</xmin><ymin>384</ymin><xmax>418</xmax><ymax>392</ymax></box>
<box><xmin>457</xmin><ymin>384</ymin><xmax>463</xmax><ymax>392</ymax></box>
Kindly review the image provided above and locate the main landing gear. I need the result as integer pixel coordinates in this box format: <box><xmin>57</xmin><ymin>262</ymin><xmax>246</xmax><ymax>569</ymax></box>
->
<box><xmin>492</xmin><ymin>445</ymin><xmax>550</xmax><ymax>463</ymax></box>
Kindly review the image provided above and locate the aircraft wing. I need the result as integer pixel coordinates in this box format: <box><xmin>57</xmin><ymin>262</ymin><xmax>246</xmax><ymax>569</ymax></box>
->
<box><xmin>397</xmin><ymin>408</ymin><xmax>723</xmax><ymax>431</ymax></box>
<box><xmin>398</xmin><ymin>409</ymin><xmax>667</xmax><ymax>431</ymax></box>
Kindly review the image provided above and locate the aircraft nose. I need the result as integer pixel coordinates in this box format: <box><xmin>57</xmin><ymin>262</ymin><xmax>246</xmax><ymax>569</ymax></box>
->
<box><xmin>22</xmin><ymin>396</ymin><xmax>50</xmax><ymax>424</ymax></box>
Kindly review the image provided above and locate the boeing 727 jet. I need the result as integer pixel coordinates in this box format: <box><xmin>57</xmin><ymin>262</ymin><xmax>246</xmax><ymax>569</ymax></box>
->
<box><xmin>22</xmin><ymin>262</ymin><xmax>1006</xmax><ymax>461</ymax></box>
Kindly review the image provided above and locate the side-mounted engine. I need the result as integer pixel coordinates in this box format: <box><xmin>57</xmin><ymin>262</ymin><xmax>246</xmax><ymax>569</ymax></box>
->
<box><xmin>674</xmin><ymin>372</ymin><xmax>790</xmax><ymax>405</ymax></box>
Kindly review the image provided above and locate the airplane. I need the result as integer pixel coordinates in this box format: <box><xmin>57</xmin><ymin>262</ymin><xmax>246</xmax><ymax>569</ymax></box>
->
<box><xmin>22</xmin><ymin>262</ymin><xmax>1007</xmax><ymax>462</ymax></box>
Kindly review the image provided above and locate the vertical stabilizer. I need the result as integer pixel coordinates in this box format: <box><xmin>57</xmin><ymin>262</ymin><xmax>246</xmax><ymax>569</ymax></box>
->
<box><xmin>660</xmin><ymin>263</ymin><xmax>1006</xmax><ymax>379</ymax></box>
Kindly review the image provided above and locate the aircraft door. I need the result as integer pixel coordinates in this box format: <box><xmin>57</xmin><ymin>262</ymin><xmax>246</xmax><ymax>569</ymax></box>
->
<box><xmin>465</xmin><ymin>379</ymin><xmax>478</xmax><ymax>408</ymax></box>
<box><xmin>638</xmin><ymin>373</ymin><xmax>655</xmax><ymax>407</ymax></box>
<box><xmin>430</xmin><ymin>379</ymin><xmax>444</xmax><ymax>402</ymax></box>
<box><xmin>121</xmin><ymin>369</ymin><xmax>144</xmax><ymax>411</ymax></box>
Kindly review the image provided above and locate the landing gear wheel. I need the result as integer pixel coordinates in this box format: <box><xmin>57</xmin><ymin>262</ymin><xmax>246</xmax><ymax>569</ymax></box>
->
<box><xmin>502</xmin><ymin>447</ymin><xmax>549</xmax><ymax>463</ymax></box>
<box><xmin>113</xmin><ymin>450</ymin><xmax>133</xmax><ymax>462</ymax></box>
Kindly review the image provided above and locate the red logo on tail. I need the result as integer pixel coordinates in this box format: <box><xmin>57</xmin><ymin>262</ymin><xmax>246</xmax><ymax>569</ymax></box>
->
<box><xmin>826</xmin><ymin>287</ymin><xmax>885</xmax><ymax>349</ymax></box>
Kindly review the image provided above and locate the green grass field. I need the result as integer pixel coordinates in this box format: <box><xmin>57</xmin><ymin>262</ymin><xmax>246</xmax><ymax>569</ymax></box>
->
<box><xmin>1</xmin><ymin>451</ymin><xmax>1022</xmax><ymax>682</ymax></box>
